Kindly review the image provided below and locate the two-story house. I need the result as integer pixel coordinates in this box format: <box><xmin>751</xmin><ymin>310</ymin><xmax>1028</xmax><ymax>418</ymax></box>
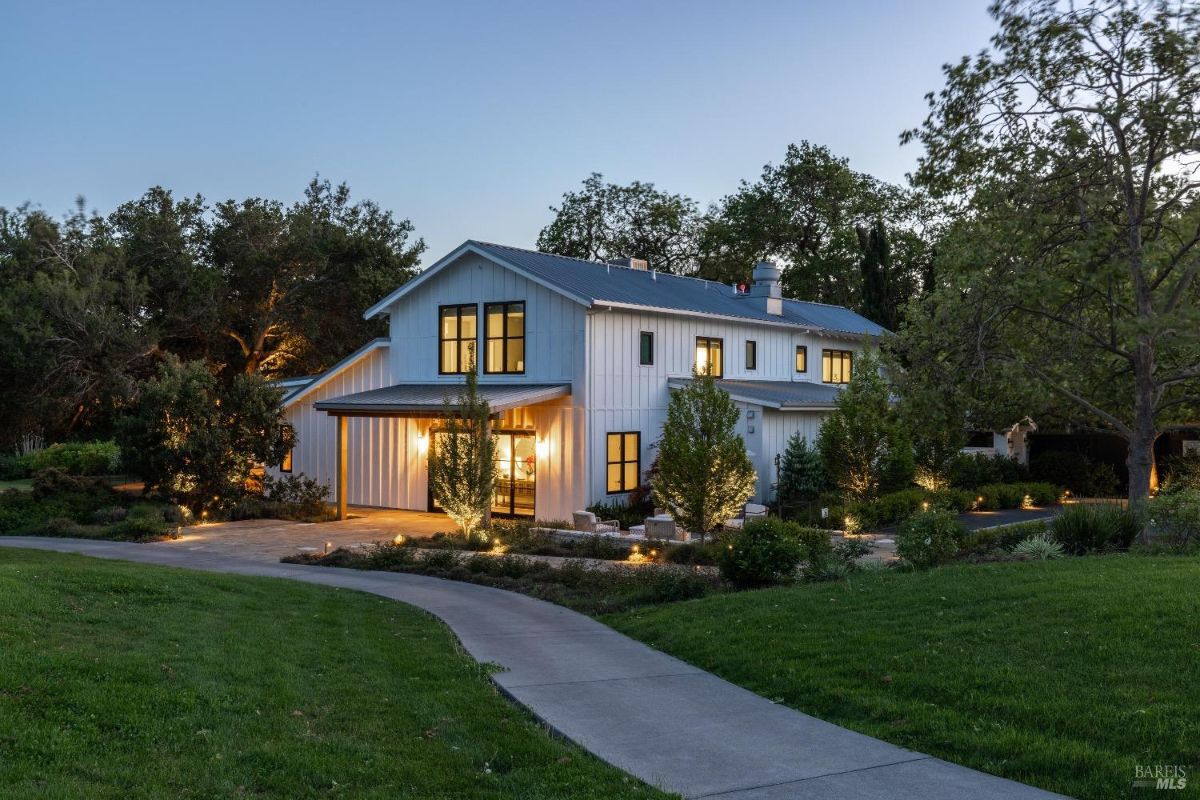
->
<box><xmin>269</xmin><ymin>240</ymin><xmax>884</xmax><ymax>521</ymax></box>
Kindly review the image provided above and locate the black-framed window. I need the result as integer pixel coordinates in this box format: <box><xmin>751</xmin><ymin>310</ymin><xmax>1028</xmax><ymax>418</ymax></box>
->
<box><xmin>795</xmin><ymin>345</ymin><xmax>808</xmax><ymax>373</ymax></box>
<box><xmin>695</xmin><ymin>337</ymin><xmax>723</xmax><ymax>377</ymax></box>
<box><xmin>822</xmin><ymin>349</ymin><xmax>853</xmax><ymax>384</ymax></box>
<box><xmin>606</xmin><ymin>432</ymin><xmax>640</xmax><ymax>493</ymax></box>
<box><xmin>280</xmin><ymin>448</ymin><xmax>293</xmax><ymax>473</ymax></box>
<box><xmin>439</xmin><ymin>304</ymin><xmax>477</xmax><ymax>374</ymax></box>
<box><xmin>484</xmin><ymin>301</ymin><xmax>525</xmax><ymax>374</ymax></box>
<box><xmin>745</xmin><ymin>340</ymin><xmax>757</xmax><ymax>370</ymax></box>
<box><xmin>639</xmin><ymin>331</ymin><xmax>654</xmax><ymax>366</ymax></box>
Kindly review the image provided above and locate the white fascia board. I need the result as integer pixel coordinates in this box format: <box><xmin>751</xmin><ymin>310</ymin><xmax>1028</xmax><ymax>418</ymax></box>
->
<box><xmin>362</xmin><ymin>241</ymin><xmax>592</xmax><ymax>320</ymax></box>
<box><xmin>282</xmin><ymin>339</ymin><xmax>389</xmax><ymax>408</ymax></box>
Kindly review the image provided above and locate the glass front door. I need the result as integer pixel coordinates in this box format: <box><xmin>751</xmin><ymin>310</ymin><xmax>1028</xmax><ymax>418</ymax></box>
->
<box><xmin>428</xmin><ymin>430</ymin><xmax>535</xmax><ymax>518</ymax></box>
<box><xmin>493</xmin><ymin>432</ymin><xmax>536</xmax><ymax>517</ymax></box>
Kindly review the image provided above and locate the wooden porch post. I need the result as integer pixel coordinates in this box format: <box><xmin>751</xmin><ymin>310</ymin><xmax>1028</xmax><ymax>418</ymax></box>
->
<box><xmin>482</xmin><ymin>414</ymin><xmax>493</xmax><ymax>527</ymax></box>
<box><xmin>336</xmin><ymin>414</ymin><xmax>348</xmax><ymax>521</ymax></box>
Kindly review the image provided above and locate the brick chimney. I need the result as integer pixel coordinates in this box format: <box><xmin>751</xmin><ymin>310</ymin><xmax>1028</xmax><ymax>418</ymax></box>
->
<box><xmin>606</xmin><ymin>257</ymin><xmax>649</xmax><ymax>271</ymax></box>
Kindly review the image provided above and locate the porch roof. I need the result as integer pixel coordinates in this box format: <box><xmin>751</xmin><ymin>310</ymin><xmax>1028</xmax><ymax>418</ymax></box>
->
<box><xmin>313</xmin><ymin>382</ymin><xmax>571</xmax><ymax>416</ymax></box>
<box><xmin>667</xmin><ymin>378</ymin><xmax>841</xmax><ymax>411</ymax></box>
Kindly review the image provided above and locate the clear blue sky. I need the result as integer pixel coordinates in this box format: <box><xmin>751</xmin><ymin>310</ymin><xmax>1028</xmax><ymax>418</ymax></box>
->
<box><xmin>1</xmin><ymin>0</ymin><xmax>995</xmax><ymax>264</ymax></box>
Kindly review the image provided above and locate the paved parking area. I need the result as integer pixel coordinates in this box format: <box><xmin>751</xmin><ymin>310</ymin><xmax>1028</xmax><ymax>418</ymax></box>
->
<box><xmin>169</xmin><ymin>507</ymin><xmax>453</xmax><ymax>562</ymax></box>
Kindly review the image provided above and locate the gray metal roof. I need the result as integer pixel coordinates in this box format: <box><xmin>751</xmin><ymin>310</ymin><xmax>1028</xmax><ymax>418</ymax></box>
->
<box><xmin>313</xmin><ymin>382</ymin><xmax>571</xmax><ymax>415</ymax></box>
<box><xmin>470</xmin><ymin>241</ymin><xmax>886</xmax><ymax>336</ymax></box>
<box><xmin>667</xmin><ymin>378</ymin><xmax>842</xmax><ymax>410</ymax></box>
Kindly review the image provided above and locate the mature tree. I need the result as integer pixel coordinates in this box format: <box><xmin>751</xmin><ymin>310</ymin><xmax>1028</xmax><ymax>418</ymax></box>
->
<box><xmin>537</xmin><ymin>173</ymin><xmax>701</xmax><ymax>273</ymax></box>
<box><xmin>698</xmin><ymin>142</ymin><xmax>930</xmax><ymax>318</ymax></box>
<box><xmin>0</xmin><ymin>180</ymin><xmax>422</xmax><ymax>446</ymax></box>
<box><xmin>428</xmin><ymin>370</ymin><xmax>497</xmax><ymax>537</ymax></box>
<box><xmin>0</xmin><ymin>202</ymin><xmax>161</xmax><ymax>441</ymax></box>
<box><xmin>652</xmin><ymin>372</ymin><xmax>756</xmax><ymax>539</ymax></box>
<box><xmin>900</xmin><ymin>0</ymin><xmax>1200</xmax><ymax>504</ymax></box>
<box><xmin>775</xmin><ymin>432</ymin><xmax>826</xmax><ymax>513</ymax></box>
<box><xmin>816</xmin><ymin>349</ymin><xmax>911</xmax><ymax>500</ymax></box>
<box><xmin>118</xmin><ymin>356</ymin><xmax>294</xmax><ymax>514</ymax></box>
<box><xmin>857</xmin><ymin>220</ymin><xmax>896</xmax><ymax>331</ymax></box>
<box><xmin>211</xmin><ymin>178</ymin><xmax>424</xmax><ymax>376</ymax></box>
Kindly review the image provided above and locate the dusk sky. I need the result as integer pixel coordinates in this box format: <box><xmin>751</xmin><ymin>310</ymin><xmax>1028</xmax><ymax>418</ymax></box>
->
<box><xmin>1</xmin><ymin>1</ymin><xmax>996</xmax><ymax>264</ymax></box>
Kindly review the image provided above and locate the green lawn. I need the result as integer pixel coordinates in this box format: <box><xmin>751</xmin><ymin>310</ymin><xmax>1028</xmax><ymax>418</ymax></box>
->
<box><xmin>606</xmin><ymin>555</ymin><xmax>1200</xmax><ymax>799</ymax></box>
<box><xmin>0</xmin><ymin>478</ymin><xmax>34</xmax><ymax>491</ymax></box>
<box><xmin>0</xmin><ymin>549</ymin><xmax>669</xmax><ymax>800</ymax></box>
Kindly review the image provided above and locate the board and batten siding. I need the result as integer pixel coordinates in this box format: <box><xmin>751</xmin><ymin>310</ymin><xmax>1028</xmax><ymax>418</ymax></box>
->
<box><xmin>585</xmin><ymin>306</ymin><xmax>855</xmax><ymax>505</ymax></box>
<box><xmin>370</xmin><ymin>251</ymin><xmax>589</xmax><ymax>520</ymax></box>
<box><xmin>267</xmin><ymin>345</ymin><xmax>431</xmax><ymax>509</ymax></box>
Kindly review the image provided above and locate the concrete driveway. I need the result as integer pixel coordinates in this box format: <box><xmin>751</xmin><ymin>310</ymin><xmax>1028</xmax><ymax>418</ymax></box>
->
<box><xmin>171</xmin><ymin>507</ymin><xmax>454</xmax><ymax>562</ymax></box>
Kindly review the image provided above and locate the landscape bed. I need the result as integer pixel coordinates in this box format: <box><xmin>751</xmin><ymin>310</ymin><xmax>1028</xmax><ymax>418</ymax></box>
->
<box><xmin>603</xmin><ymin>554</ymin><xmax>1200</xmax><ymax>800</ymax></box>
<box><xmin>0</xmin><ymin>548</ymin><xmax>669</xmax><ymax>800</ymax></box>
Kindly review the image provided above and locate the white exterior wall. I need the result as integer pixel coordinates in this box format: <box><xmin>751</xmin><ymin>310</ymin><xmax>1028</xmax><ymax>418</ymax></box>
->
<box><xmin>266</xmin><ymin>345</ymin><xmax>432</xmax><ymax>509</ymax></box>
<box><xmin>584</xmin><ymin>307</ymin><xmax>860</xmax><ymax>505</ymax></box>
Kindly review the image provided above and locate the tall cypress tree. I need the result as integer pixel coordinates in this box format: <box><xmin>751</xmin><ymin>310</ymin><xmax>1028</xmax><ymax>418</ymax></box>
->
<box><xmin>857</xmin><ymin>220</ymin><xmax>894</xmax><ymax>330</ymax></box>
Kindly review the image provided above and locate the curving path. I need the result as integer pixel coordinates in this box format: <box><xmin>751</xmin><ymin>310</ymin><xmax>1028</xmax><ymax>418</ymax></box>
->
<box><xmin>0</xmin><ymin>537</ymin><xmax>1067</xmax><ymax>800</ymax></box>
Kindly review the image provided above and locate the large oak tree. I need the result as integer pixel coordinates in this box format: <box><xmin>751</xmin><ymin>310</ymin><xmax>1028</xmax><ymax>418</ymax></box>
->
<box><xmin>899</xmin><ymin>0</ymin><xmax>1200</xmax><ymax>503</ymax></box>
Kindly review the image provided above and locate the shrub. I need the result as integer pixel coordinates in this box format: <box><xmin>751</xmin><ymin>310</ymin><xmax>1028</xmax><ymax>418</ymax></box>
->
<box><xmin>832</xmin><ymin>536</ymin><xmax>871</xmax><ymax>566</ymax></box>
<box><xmin>20</xmin><ymin>440</ymin><xmax>121</xmax><ymax>477</ymax></box>
<box><xmin>1030</xmin><ymin>450</ymin><xmax>1120</xmax><ymax>497</ymax></box>
<box><xmin>1020</xmin><ymin>482</ymin><xmax>1060</xmax><ymax>506</ymax></box>
<box><xmin>896</xmin><ymin>509</ymin><xmax>965</xmax><ymax>568</ymax></box>
<box><xmin>107</xmin><ymin>516</ymin><xmax>172</xmax><ymax>542</ymax></box>
<box><xmin>947</xmin><ymin>452</ymin><xmax>1029</xmax><ymax>488</ymax></box>
<box><xmin>1145</xmin><ymin>489</ymin><xmax>1200</xmax><ymax>551</ymax></box>
<box><xmin>1051</xmin><ymin>504</ymin><xmax>1142</xmax><ymax>554</ymax></box>
<box><xmin>864</xmin><ymin>488</ymin><xmax>926</xmax><ymax>526</ymax></box>
<box><xmin>717</xmin><ymin>517</ymin><xmax>829</xmax><ymax>587</ymax></box>
<box><xmin>1012</xmin><ymin>533</ymin><xmax>1065</xmax><ymax>560</ymax></box>
<box><xmin>1159</xmin><ymin>454</ymin><xmax>1200</xmax><ymax>493</ymax></box>
<box><xmin>976</xmin><ymin>483</ymin><xmax>1026</xmax><ymax>510</ymax></box>
<box><xmin>776</xmin><ymin>433</ymin><xmax>825</xmax><ymax>515</ymax></box>
<box><xmin>961</xmin><ymin>519</ymin><xmax>1050</xmax><ymax>554</ymax></box>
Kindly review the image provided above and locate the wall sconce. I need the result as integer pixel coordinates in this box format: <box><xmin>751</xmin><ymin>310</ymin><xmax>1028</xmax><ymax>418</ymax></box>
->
<box><xmin>535</xmin><ymin>437</ymin><xmax>549</xmax><ymax>460</ymax></box>
<box><xmin>417</xmin><ymin>434</ymin><xmax>429</xmax><ymax>454</ymax></box>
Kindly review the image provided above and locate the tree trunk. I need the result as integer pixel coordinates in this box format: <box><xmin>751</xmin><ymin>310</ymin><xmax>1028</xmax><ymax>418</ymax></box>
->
<box><xmin>1127</xmin><ymin>345</ymin><xmax>1157</xmax><ymax>507</ymax></box>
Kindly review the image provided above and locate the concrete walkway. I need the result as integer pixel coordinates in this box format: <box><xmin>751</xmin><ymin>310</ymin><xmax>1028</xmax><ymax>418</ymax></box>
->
<box><xmin>0</xmin><ymin>537</ymin><xmax>1067</xmax><ymax>800</ymax></box>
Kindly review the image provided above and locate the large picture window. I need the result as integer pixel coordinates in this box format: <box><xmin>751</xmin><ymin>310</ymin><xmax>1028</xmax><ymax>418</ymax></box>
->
<box><xmin>484</xmin><ymin>302</ymin><xmax>525</xmax><ymax>374</ymax></box>
<box><xmin>822</xmin><ymin>349</ymin><xmax>853</xmax><ymax>384</ymax></box>
<box><xmin>795</xmin><ymin>345</ymin><xmax>808</xmax><ymax>373</ymax></box>
<box><xmin>606</xmin><ymin>432</ymin><xmax>640</xmax><ymax>494</ymax></box>
<box><xmin>695</xmin><ymin>337</ymin><xmax>723</xmax><ymax>377</ymax></box>
<box><xmin>439</xmin><ymin>304</ymin><xmax>477</xmax><ymax>374</ymax></box>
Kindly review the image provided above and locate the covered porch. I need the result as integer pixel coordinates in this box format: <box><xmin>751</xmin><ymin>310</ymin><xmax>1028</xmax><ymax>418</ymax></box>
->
<box><xmin>313</xmin><ymin>382</ymin><xmax>578</xmax><ymax>521</ymax></box>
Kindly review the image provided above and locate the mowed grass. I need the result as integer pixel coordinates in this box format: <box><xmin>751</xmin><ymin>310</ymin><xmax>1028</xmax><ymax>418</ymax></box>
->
<box><xmin>606</xmin><ymin>555</ymin><xmax>1200</xmax><ymax>799</ymax></box>
<box><xmin>0</xmin><ymin>549</ymin><xmax>669</xmax><ymax>800</ymax></box>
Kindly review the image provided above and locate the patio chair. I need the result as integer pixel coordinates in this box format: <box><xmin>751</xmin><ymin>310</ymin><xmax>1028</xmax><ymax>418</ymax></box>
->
<box><xmin>724</xmin><ymin>502</ymin><xmax>769</xmax><ymax>530</ymax></box>
<box><xmin>573</xmin><ymin>510</ymin><xmax>620</xmax><ymax>535</ymax></box>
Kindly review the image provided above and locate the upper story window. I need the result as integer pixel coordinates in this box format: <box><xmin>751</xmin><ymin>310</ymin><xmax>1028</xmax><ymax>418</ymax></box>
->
<box><xmin>695</xmin><ymin>337</ymin><xmax>723</xmax><ymax>377</ymax></box>
<box><xmin>745</xmin><ymin>340</ymin><xmax>757</xmax><ymax>371</ymax></box>
<box><xmin>639</xmin><ymin>331</ymin><xmax>654</xmax><ymax>366</ymax></box>
<box><xmin>822</xmin><ymin>348</ymin><xmax>853</xmax><ymax>384</ymax></box>
<box><xmin>439</xmin><ymin>304</ymin><xmax>477</xmax><ymax>374</ymax></box>
<box><xmin>484</xmin><ymin>302</ymin><xmax>525</xmax><ymax>374</ymax></box>
<box><xmin>795</xmin><ymin>345</ymin><xmax>808</xmax><ymax>373</ymax></box>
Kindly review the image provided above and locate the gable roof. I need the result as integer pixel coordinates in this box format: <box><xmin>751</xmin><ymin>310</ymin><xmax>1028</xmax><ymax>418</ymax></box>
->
<box><xmin>363</xmin><ymin>240</ymin><xmax>886</xmax><ymax>337</ymax></box>
<box><xmin>280</xmin><ymin>338</ymin><xmax>390</xmax><ymax>408</ymax></box>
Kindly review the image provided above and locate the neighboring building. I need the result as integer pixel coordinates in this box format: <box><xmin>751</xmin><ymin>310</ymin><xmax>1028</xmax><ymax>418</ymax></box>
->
<box><xmin>268</xmin><ymin>241</ymin><xmax>885</xmax><ymax>521</ymax></box>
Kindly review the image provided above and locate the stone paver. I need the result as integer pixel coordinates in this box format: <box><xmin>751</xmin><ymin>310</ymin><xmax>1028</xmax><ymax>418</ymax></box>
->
<box><xmin>0</xmin><ymin>536</ymin><xmax>1069</xmax><ymax>800</ymax></box>
<box><xmin>171</xmin><ymin>506</ymin><xmax>453</xmax><ymax>561</ymax></box>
